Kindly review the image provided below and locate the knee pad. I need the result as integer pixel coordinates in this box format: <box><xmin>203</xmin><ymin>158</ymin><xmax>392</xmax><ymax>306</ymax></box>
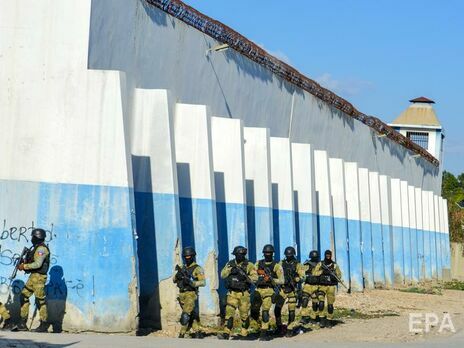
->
<box><xmin>242</xmin><ymin>317</ymin><xmax>250</xmax><ymax>329</ymax></box>
<box><xmin>301</xmin><ymin>296</ymin><xmax>309</xmax><ymax>308</ymax></box>
<box><xmin>328</xmin><ymin>304</ymin><xmax>334</xmax><ymax>314</ymax></box>
<box><xmin>288</xmin><ymin>310</ymin><xmax>295</xmax><ymax>323</ymax></box>
<box><xmin>180</xmin><ymin>312</ymin><xmax>190</xmax><ymax>326</ymax></box>
<box><xmin>226</xmin><ymin>316</ymin><xmax>234</xmax><ymax>330</ymax></box>
<box><xmin>318</xmin><ymin>301</ymin><xmax>325</xmax><ymax>312</ymax></box>
<box><xmin>274</xmin><ymin>305</ymin><xmax>282</xmax><ymax>318</ymax></box>
<box><xmin>262</xmin><ymin>310</ymin><xmax>270</xmax><ymax>323</ymax></box>
<box><xmin>312</xmin><ymin>301</ymin><xmax>319</xmax><ymax>312</ymax></box>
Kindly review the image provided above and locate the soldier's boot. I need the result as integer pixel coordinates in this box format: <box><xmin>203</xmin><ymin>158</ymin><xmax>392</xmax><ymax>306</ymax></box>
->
<box><xmin>274</xmin><ymin>317</ymin><xmax>285</xmax><ymax>336</ymax></box>
<box><xmin>319</xmin><ymin>317</ymin><xmax>328</xmax><ymax>328</ymax></box>
<box><xmin>1</xmin><ymin>319</ymin><xmax>14</xmax><ymax>331</ymax></box>
<box><xmin>194</xmin><ymin>331</ymin><xmax>205</xmax><ymax>339</ymax></box>
<box><xmin>286</xmin><ymin>311</ymin><xmax>296</xmax><ymax>337</ymax></box>
<box><xmin>13</xmin><ymin>319</ymin><xmax>28</xmax><ymax>332</ymax></box>
<box><xmin>178</xmin><ymin>332</ymin><xmax>185</xmax><ymax>338</ymax></box>
<box><xmin>33</xmin><ymin>321</ymin><xmax>50</xmax><ymax>333</ymax></box>
<box><xmin>300</xmin><ymin>316</ymin><xmax>311</xmax><ymax>325</ymax></box>
<box><xmin>259</xmin><ymin>330</ymin><xmax>270</xmax><ymax>341</ymax></box>
<box><xmin>218</xmin><ymin>332</ymin><xmax>230</xmax><ymax>340</ymax></box>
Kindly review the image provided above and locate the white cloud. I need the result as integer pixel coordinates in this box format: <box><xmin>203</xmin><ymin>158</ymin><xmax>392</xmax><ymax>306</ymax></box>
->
<box><xmin>315</xmin><ymin>73</ymin><xmax>374</xmax><ymax>97</ymax></box>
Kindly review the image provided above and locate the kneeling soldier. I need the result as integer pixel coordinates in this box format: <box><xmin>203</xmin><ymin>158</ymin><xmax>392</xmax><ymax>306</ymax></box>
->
<box><xmin>300</xmin><ymin>250</ymin><xmax>323</xmax><ymax>325</ymax></box>
<box><xmin>251</xmin><ymin>244</ymin><xmax>284</xmax><ymax>341</ymax></box>
<box><xmin>218</xmin><ymin>246</ymin><xmax>257</xmax><ymax>340</ymax></box>
<box><xmin>316</xmin><ymin>250</ymin><xmax>342</xmax><ymax>328</ymax></box>
<box><xmin>173</xmin><ymin>246</ymin><xmax>206</xmax><ymax>338</ymax></box>
<box><xmin>274</xmin><ymin>246</ymin><xmax>304</xmax><ymax>337</ymax></box>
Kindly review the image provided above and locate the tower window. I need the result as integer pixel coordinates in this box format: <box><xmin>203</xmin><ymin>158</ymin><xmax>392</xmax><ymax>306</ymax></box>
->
<box><xmin>406</xmin><ymin>131</ymin><xmax>429</xmax><ymax>149</ymax></box>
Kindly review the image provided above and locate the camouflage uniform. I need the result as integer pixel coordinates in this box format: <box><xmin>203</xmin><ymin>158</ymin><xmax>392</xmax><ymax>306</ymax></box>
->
<box><xmin>21</xmin><ymin>243</ymin><xmax>50</xmax><ymax>323</ymax></box>
<box><xmin>251</xmin><ymin>260</ymin><xmax>284</xmax><ymax>331</ymax></box>
<box><xmin>275</xmin><ymin>258</ymin><xmax>305</xmax><ymax>330</ymax></box>
<box><xmin>300</xmin><ymin>260</ymin><xmax>323</xmax><ymax>321</ymax></box>
<box><xmin>315</xmin><ymin>260</ymin><xmax>342</xmax><ymax>323</ymax></box>
<box><xmin>0</xmin><ymin>303</ymin><xmax>11</xmax><ymax>321</ymax></box>
<box><xmin>220</xmin><ymin>259</ymin><xmax>258</xmax><ymax>337</ymax></box>
<box><xmin>173</xmin><ymin>261</ymin><xmax>206</xmax><ymax>336</ymax></box>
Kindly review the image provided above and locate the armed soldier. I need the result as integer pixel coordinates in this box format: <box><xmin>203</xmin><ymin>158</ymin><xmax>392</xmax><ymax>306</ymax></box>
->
<box><xmin>0</xmin><ymin>303</ymin><xmax>13</xmax><ymax>330</ymax></box>
<box><xmin>15</xmin><ymin>228</ymin><xmax>50</xmax><ymax>332</ymax></box>
<box><xmin>274</xmin><ymin>246</ymin><xmax>304</xmax><ymax>337</ymax></box>
<box><xmin>315</xmin><ymin>250</ymin><xmax>342</xmax><ymax>328</ymax></box>
<box><xmin>250</xmin><ymin>244</ymin><xmax>284</xmax><ymax>341</ymax></box>
<box><xmin>300</xmin><ymin>250</ymin><xmax>323</xmax><ymax>326</ymax></box>
<box><xmin>173</xmin><ymin>246</ymin><xmax>206</xmax><ymax>338</ymax></box>
<box><xmin>218</xmin><ymin>246</ymin><xmax>258</xmax><ymax>340</ymax></box>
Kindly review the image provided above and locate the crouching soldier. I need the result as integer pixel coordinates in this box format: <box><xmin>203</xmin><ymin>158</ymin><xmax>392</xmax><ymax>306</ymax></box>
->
<box><xmin>251</xmin><ymin>244</ymin><xmax>284</xmax><ymax>341</ymax></box>
<box><xmin>218</xmin><ymin>246</ymin><xmax>258</xmax><ymax>340</ymax></box>
<box><xmin>174</xmin><ymin>246</ymin><xmax>206</xmax><ymax>338</ymax></box>
<box><xmin>300</xmin><ymin>250</ymin><xmax>323</xmax><ymax>325</ymax></box>
<box><xmin>274</xmin><ymin>246</ymin><xmax>305</xmax><ymax>337</ymax></box>
<box><xmin>316</xmin><ymin>250</ymin><xmax>342</xmax><ymax>328</ymax></box>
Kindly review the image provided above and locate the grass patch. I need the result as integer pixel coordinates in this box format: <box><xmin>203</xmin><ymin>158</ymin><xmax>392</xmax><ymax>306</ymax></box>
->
<box><xmin>399</xmin><ymin>286</ymin><xmax>442</xmax><ymax>295</ymax></box>
<box><xmin>334</xmin><ymin>308</ymin><xmax>399</xmax><ymax>320</ymax></box>
<box><xmin>443</xmin><ymin>280</ymin><xmax>464</xmax><ymax>291</ymax></box>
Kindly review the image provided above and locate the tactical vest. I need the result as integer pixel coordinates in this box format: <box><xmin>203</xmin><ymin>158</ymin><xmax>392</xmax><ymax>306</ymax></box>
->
<box><xmin>304</xmin><ymin>260</ymin><xmax>320</xmax><ymax>285</ymax></box>
<box><xmin>320</xmin><ymin>261</ymin><xmax>338</xmax><ymax>286</ymax></box>
<box><xmin>178</xmin><ymin>264</ymin><xmax>200</xmax><ymax>292</ymax></box>
<box><xmin>257</xmin><ymin>260</ymin><xmax>277</xmax><ymax>288</ymax></box>
<box><xmin>225</xmin><ymin>260</ymin><xmax>250</xmax><ymax>292</ymax></box>
<box><xmin>25</xmin><ymin>243</ymin><xmax>50</xmax><ymax>275</ymax></box>
<box><xmin>281</xmin><ymin>259</ymin><xmax>298</xmax><ymax>293</ymax></box>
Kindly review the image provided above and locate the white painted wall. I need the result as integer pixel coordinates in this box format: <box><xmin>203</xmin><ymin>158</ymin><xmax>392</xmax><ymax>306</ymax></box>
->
<box><xmin>314</xmin><ymin>150</ymin><xmax>332</xmax><ymax>217</ymax></box>
<box><xmin>291</xmin><ymin>143</ymin><xmax>316</xmax><ymax>215</ymax></box>
<box><xmin>270</xmin><ymin>137</ymin><xmax>294</xmax><ymax>211</ymax></box>
<box><xmin>329</xmin><ymin>158</ymin><xmax>347</xmax><ymax>219</ymax></box>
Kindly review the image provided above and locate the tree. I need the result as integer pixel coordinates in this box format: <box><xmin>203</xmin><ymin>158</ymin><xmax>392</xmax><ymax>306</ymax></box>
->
<box><xmin>442</xmin><ymin>171</ymin><xmax>464</xmax><ymax>243</ymax></box>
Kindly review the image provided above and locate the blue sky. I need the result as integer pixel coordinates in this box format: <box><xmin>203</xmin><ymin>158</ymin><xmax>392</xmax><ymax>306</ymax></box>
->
<box><xmin>183</xmin><ymin>0</ymin><xmax>463</xmax><ymax>175</ymax></box>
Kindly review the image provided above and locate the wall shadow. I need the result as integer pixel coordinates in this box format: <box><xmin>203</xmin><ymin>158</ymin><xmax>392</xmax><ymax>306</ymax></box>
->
<box><xmin>245</xmin><ymin>180</ymin><xmax>257</xmax><ymax>263</ymax></box>
<box><xmin>177</xmin><ymin>163</ymin><xmax>195</xmax><ymax>250</ymax></box>
<box><xmin>4</xmin><ymin>279</ymin><xmax>24</xmax><ymax>323</ymax></box>
<box><xmin>293</xmin><ymin>191</ymin><xmax>302</xmax><ymax>262</ymax></box>
<box><xmin>272</xmin><ymin>183</ymin><xmax>281</xmax><ymax>259</ymax></box>
<box><xmin>45</xmin><ymin>265</ymin><xmax>67</xmax><ymax>333</ymax></box>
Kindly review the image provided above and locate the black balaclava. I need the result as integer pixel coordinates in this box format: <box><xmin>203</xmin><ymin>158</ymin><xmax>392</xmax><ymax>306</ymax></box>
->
<box><xmin>324</xmin><ymin>250</ymin><xmax>332</xmax><ymax>265</ymax></box>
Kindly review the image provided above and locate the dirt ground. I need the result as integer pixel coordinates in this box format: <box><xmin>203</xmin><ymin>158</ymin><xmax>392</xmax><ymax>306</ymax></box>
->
<box><xmin>294</xmin><ymin>287</ymin><xmax>464</xmax><ymax>343</ymax></box>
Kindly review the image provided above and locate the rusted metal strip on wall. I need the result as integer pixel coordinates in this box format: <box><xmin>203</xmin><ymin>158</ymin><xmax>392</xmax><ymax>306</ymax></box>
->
<box><xmin>145</xmin><ymin>0</ymin><xmax>439</xmax><ymax>166</ymax></box>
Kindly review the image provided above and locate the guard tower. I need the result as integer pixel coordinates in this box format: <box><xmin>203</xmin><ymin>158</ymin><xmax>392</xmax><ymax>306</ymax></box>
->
<box><xmin>389</xmin><ymin>97</ymin><xmax>444</xmax><ymax>163</ymax></box>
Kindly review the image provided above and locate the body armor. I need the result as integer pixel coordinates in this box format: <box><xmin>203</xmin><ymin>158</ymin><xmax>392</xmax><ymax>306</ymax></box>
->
<box><xmin>177</xmin><ymin>264</ymin><xmax>200</xmax><ymax>292</ymax></box>
<box><xmin>304</xmin><ymin>260</ymin><xmax>320</xmax><ymax>285</ymax></box>
<box><xmin>320</xmin><ymin>262</ymin><xmax>338</xmax><ymax>286</ymax></box>
<box><xmin>225</xmin><ymin>260</ymin><xmax>250</xmax><ymax>291</ymax></box>
<box><xmin>257</xmin><ymin>260</ymin><xmax>277</xmax><ymax>288</ymax></box>
<box><xmin>281</xmin><ymin>259</ymin><xmax>298</xmax><ymax>293</ymax></box>
<box><xmin>25</xmin><ymin>243</ymin><xmax>50</xmax><ymax>275</ymax></box>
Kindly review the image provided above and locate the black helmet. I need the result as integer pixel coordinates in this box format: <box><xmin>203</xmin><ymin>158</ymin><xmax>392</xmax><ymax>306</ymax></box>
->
<box><xmin>324</xmin><ymin>250</ymin><xmax>332</xmax><ymax>257</ymax></box>
<box><xmin>31</xmin><ymin>228</ymin><xmax>46</xmax><ymax>241</ymax></box>
<box><xmin>262</xmin><ymin>244</ymin><xmax>274</xmax><ymax>254</ymax></box>
<box><xmin>232</xmin><ymin>246</ymin><xmax>247</xmax><ymax>256</ymax></box>
<box><xmin>309</xmin><ymin>250</ymin><xmax>319</xmax><ymax>260</ymax></box>
<box><xmin>284</xmin><ymin>246</ymin><xmax>296</xmax><ymax>258</ymax></box>
<box><xmin>182</xmin><ymin>246</ymin><xmax>196</xmax><ymax>258</ymax></box>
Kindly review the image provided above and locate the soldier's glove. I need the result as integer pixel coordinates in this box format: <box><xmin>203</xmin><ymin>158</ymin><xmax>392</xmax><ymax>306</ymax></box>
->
<box><xmin>18</xmin><ymin>263</ymin><xmax>25</xmax><ymax>271</ymax></box>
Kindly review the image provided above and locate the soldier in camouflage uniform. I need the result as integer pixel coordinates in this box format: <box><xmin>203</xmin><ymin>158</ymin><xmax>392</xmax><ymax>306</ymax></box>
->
<box><xmin>15</xmin><ymin>228</ymin><xmax>50</xmax><ymax>332</ymax></box>
<box><xmin>274</xmin><ymin>246</ymin><xmax>305</xmax><ymax>337</ymax></box>
<box><xmin>218</xmin><ymin>246</ymin><xmax>258</xmax><ymax>340</ymax></box>
<box><xmin>315</xmin><ymin>250</ymin><xmax>342</xmax><ymax>328</ymax></box>
<box><xmin>300</xmin><ymin>250</ymin><xmax>323</xmax><ymax>326</ymax></box>
<box><xmin>0</xmin><ymin>303</ymin><xmax>13</xmax><ymax>330</ymax></box>
<box><xmin>173</xmin><ymin>246</ymin><xmax>206</xmax><ymax>338</ymax></box>
<box><xmin>250</xmin><ymin>244</ymin><xmax>284</xmax><ymax>341</ymax></box>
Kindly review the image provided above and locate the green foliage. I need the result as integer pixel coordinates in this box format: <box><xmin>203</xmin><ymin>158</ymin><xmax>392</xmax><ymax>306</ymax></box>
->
<box><xmin>442</xmin><ymin>171</ymin><xmax>464</xmax><ymax>243</ymax></box>
<box><xmin>399</xmin><ymin>286</ymin><xmax>442</xmax><ymax>295</ymax></box>
<box><xmin>443</xmin><ymin>280</ymin><xmax>464</xmax><ymax>291</ymax></box>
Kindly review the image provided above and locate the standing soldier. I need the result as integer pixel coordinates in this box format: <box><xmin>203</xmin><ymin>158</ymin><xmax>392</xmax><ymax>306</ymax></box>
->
<box><xmin>15</xmin><ymin>228</ymin><xmax>50</xmax><ymax>332</ymax></box>
<box><xmin>218</xmin><ymin>246</ymin><xmax>258</xmax><ymax>340</ymax></box>
<box><xmin>300</xmin><ymin>250</ymin><xmax>323</xmax><ymax>325</ymax></box>
<box><xmin>251</xmin><ymin>244</ymin><xmax>284</xmax><ymax>341</ymax></box>
<box><xmin>0</xmin><ymin>303</ymin><xmax>13</xmax><ymax>330</ymax></box>
<box><xmin>315</xmin><ymin>250</ymin><xmax>342</xmax><ymax>328</ymax></box>
<box><xmin>173</xmin><ymin>246</ymin><xmax>206</xmax><ymax>338</ymax></box>
<box><xmin>274</xmin><ymin>246</ymin><xmax>305</xmax><ymax>337</ymax></box>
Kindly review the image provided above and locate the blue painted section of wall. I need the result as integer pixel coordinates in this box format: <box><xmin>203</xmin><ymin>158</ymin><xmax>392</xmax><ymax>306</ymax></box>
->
<box><xmin>0</xmin><ymin>179</ymin><xmax>137</xmax><ymax>329</ymax></box>
<box><xmin>360</xmin><ymin>221</ymin><xmax>374</xmax><ymax>288</ymax></box>
<box><xmin>436</xmin><ymin>232</ymin><xmax>443</xmax><ymax>279</ymax></box>
<box><xmin>295</xmin><ymin>212</ymin><xmax>315</xmax><ymax>262</ymax></box>
<box><xmin>444</xmin><ymin>234</ymin><xmax>451</xmax><ymax>269</ymax></box>
<box><xmin>410</xmin><ymin>228</ymin><xmax>418</xmax><ymax>282</ymax></box>
<box><xmin>417</xmin><ymin>229</ymin><xmax>425</xmax><ymax>280</ymax></box>
<box><xmin>247</xmin><ymin>206</ymin><xmax>273</xmax><ymax>262</ymax></box>
<box><xmin>317</xmin><ymin>215</ymin><xmax>333</xmax><ymax>259</ymax></box>
<box><xmin>179</xmin><ymin>197</ymin><xmax>218</xmax><ymax>312</ymax></box>
<box><xmin>272</xmin><ymin>209</ymin><xmax>295</xmax><ymax>260</ymax></box>
<box><xmin>392</xmin><ymin>226</ymin><xmax>404</xmax><ymax>285</ymax></box>
<box><xmin>134</xmin><ymin>191</ymin><xmax>180</xmax><ymax>327</ymax></box>
<box><xmin>333</xmin><ymin>217</ymin><xmax>350</xmax><ymax>285</ymax></box>
<box><xmin>430</xmin><ymin>230</ymin><xmax>437</xmax><ymax>279</ymax></box>
<box><xmin>381</xmin><ymin>224</ymin><xmax>393</xmax><ymax>287</ymax></box>
<box><xmin>346</xmin><ymin>219</ymin><xmax>363</xmax><ymax>291</ymax></box>
<box><xmin>402</xmin><ymin>227</ymin><xmax>411</xmax><ymax>283</ymax></box>
<box><xmin>423</xmin><ymin>230</ymin><xmax>432</xmax><ymax>279</ymax></box>
<box><xmin>371</xmin><ymin>222</ymin><xmax>385</xmax><ymax>286</ymax></box>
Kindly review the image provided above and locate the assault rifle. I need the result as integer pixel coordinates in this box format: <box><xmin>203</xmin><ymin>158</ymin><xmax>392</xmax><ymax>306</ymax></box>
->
<box><xmin>257</xmin><ymin>265</ymin><xmax>280</xmax><ymax>302</ymax></box>
<box><xmin>174</xmin><ymin>264</ymin><xmax>193</xmax><ymax>288</ymax></box>
<box><xmin>230</xmin><ymin>264</ymin><xmax>253</xmax><ymax>285</ymax></box>
<box><xmin>320</xmin><ymin>262</ymin><xmax>349</xmax><ymax>290</ymax></box>
<box><xmin>10</xmin><ymin>247</ymin><xmax>28</xmax><ymax>280</ymax></box>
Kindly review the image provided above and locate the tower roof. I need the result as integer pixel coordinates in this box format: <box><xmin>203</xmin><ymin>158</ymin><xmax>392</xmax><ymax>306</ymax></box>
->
<box><xmin>391</xmin><ymin>97</ymin><xmax>441</xmax><ymax>127</ymax></box>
